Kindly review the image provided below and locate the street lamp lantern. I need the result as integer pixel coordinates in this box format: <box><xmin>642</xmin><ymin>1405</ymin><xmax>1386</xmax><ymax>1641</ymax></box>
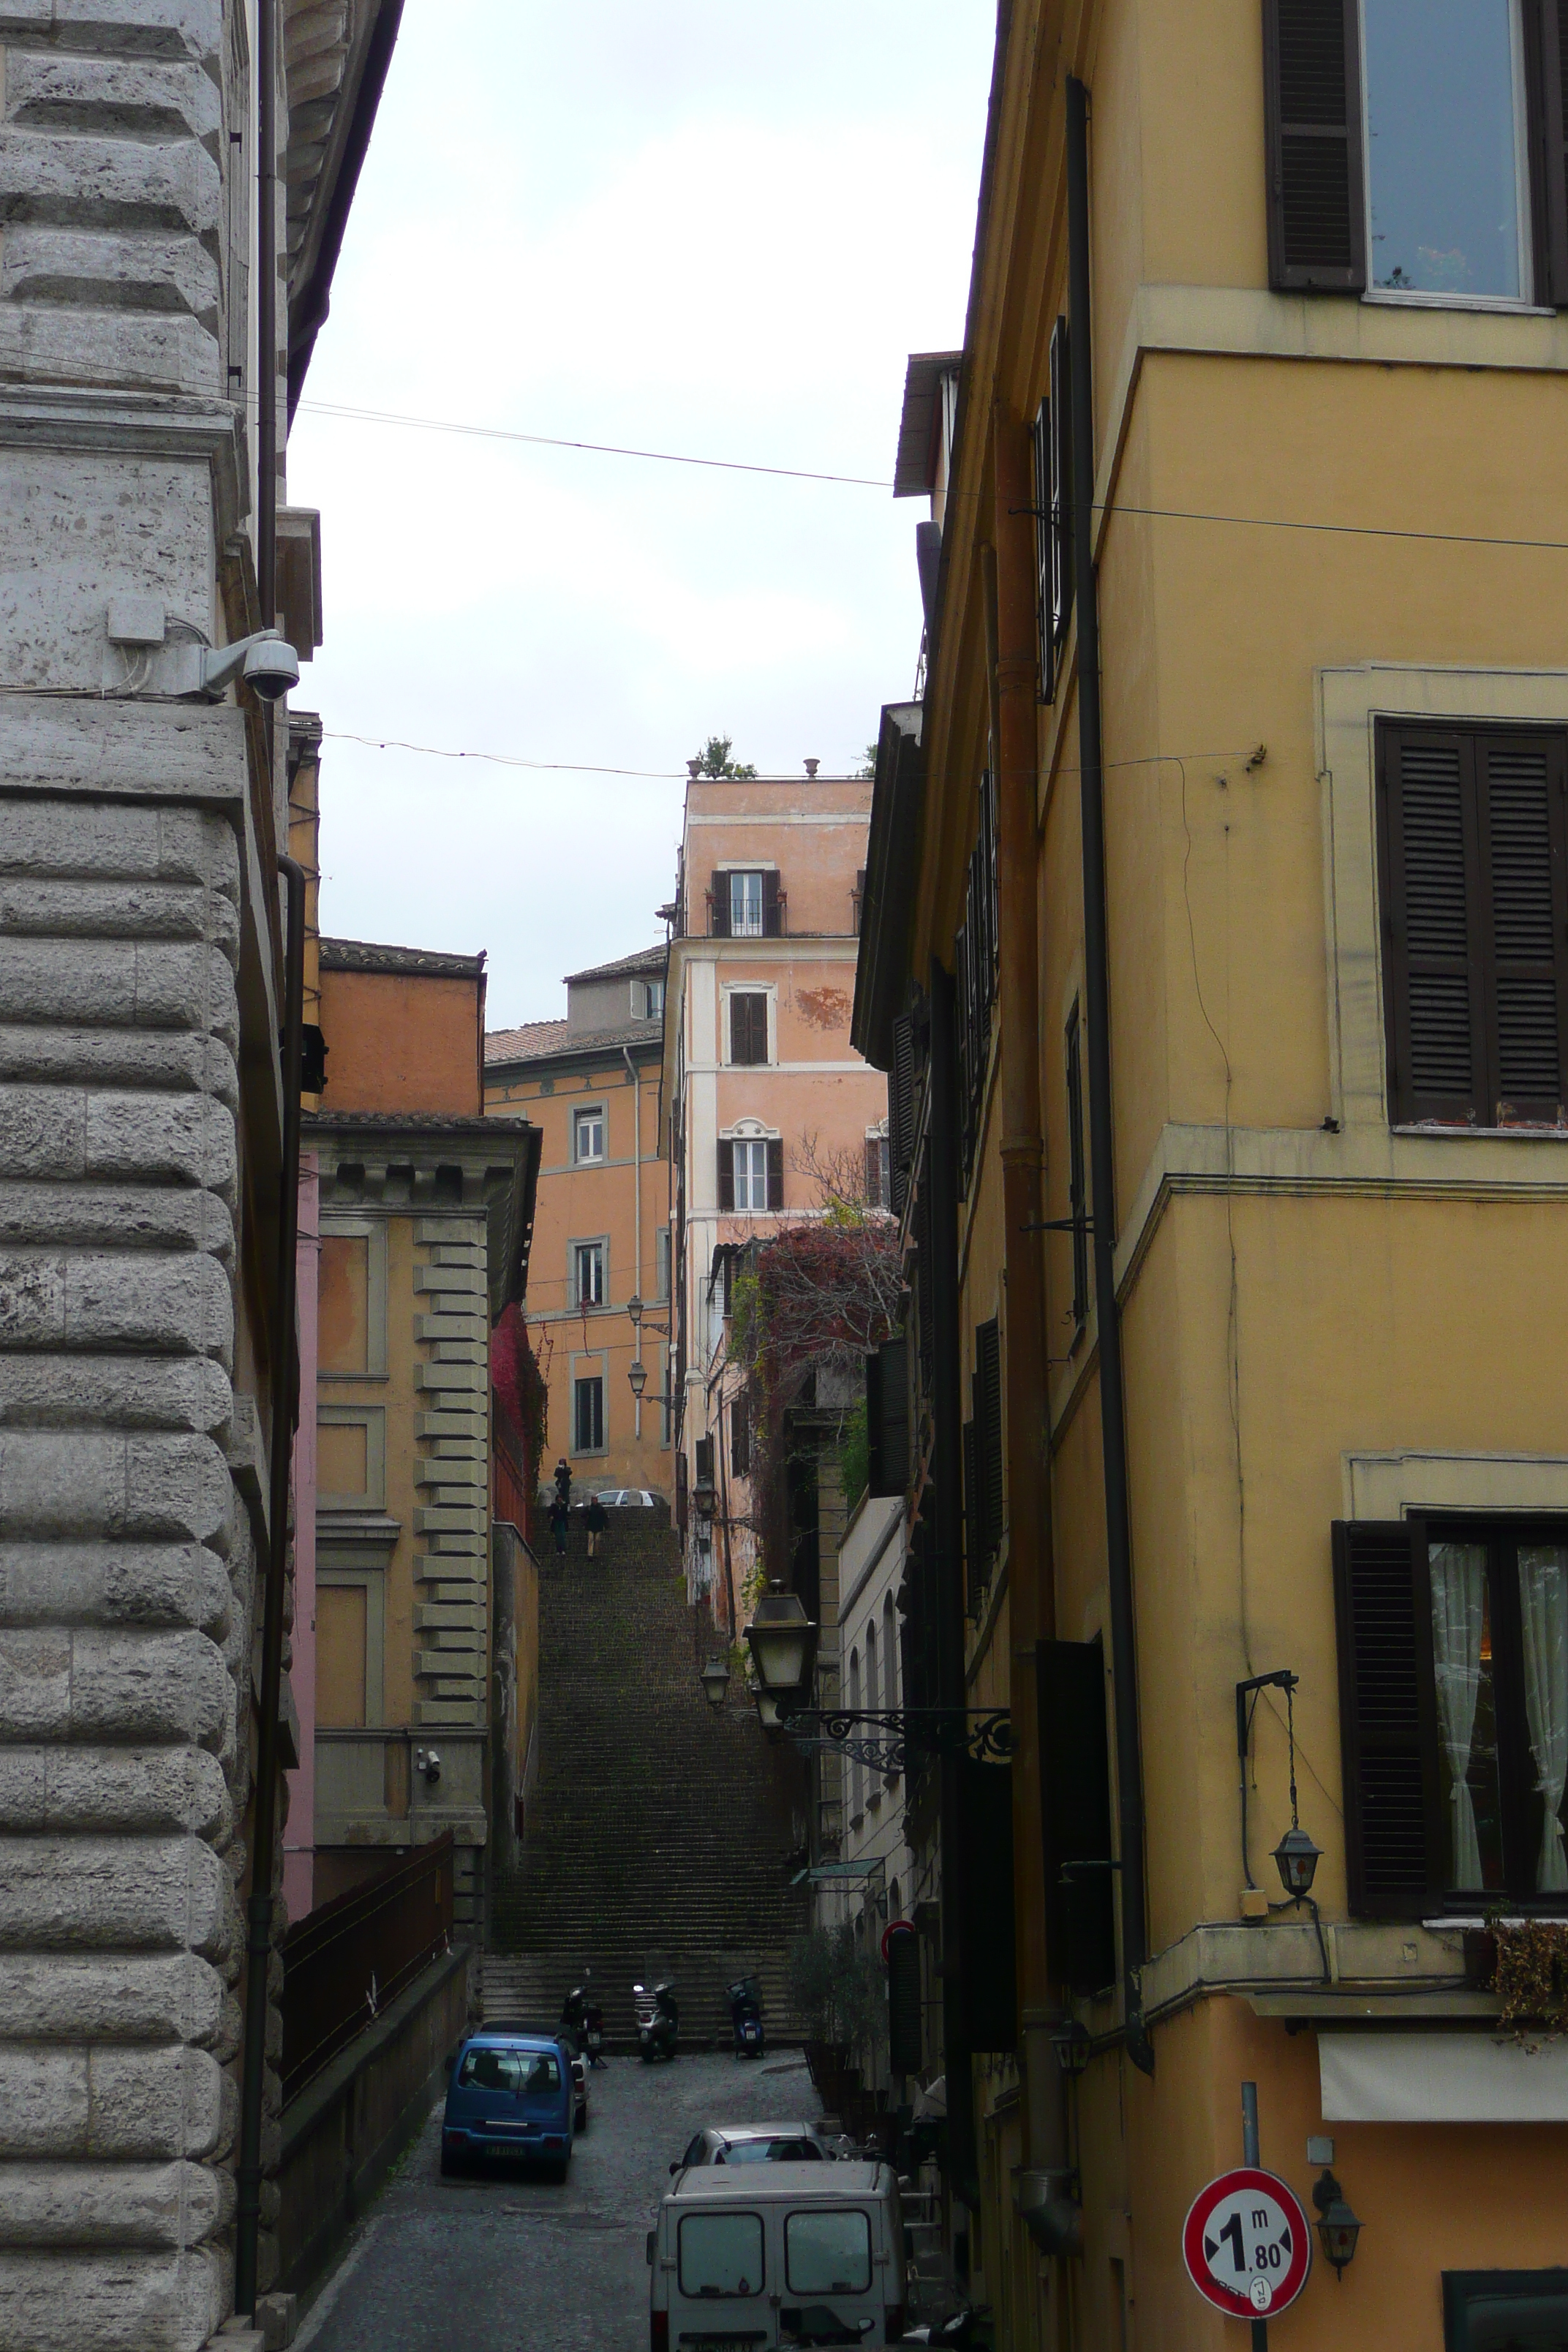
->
<box><xmin>627</xmin><ymin>1293</ymin><xmax>644</xmax><ymax>1333</ymax></box>
<box><xmin>628</xmin><ymin>1358</ymin><xmax>647</xmax><ymax>1399</ymax></box>
<box><xmin>1050</xmin><ymin>2017</ymin><xmax>1092</xmax><ymax>2077</ymax></box>
<box><xmin>1273</xmin><ymin>1824</ymin><xmax>1322</xmax><ymax>1899</ymax></box>
<box><xmin>1312</xmin><ymin>2172</ymin><xmax>1362</xmax><ymax>2277</ymax></box>
<box><xmin>745</xmin><ymin>1580</ymin><xmax>818</xmax><ymax>1701</ymax></box>
<box><xmin>700</xmin><ymin>1654</ymin><xmax>731</xmax><ymax>1711</ymax></box>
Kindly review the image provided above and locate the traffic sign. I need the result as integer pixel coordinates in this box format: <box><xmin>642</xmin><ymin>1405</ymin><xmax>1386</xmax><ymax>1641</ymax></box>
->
<box><xmin>1182</xmin><ymin>2168</ymin><xmax>1312</xmax><ymax>2318</ymax></box>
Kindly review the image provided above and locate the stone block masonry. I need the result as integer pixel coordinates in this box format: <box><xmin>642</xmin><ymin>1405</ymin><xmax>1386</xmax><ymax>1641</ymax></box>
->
<box><xmin>0</xmin><ymin>768</ymin><xmax>268</xmax><ymax>2350</ymax></box>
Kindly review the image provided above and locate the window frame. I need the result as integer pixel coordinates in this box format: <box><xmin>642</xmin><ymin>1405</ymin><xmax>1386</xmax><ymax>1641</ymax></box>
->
<box><xmin>570</xmin><ymin>1236</ymin><xmax>608</xmax><ymax>1308</ymax></box>
<box><xmin>1335</xmin><ymin>1512</ymin><xmax>1568</xmax><ymax>1916</ymax></box>
<box><xmin>730</xmin><ymin>869</ymin><xmax>765</xmax><ymax>938</ymax></box>
<box><xmin>676</xmin><ymin>2210</ymin><xmax>766</xmax><ymax>2300</ymax></box>
<box><xmin>570</xmin><ymin>1360</ymin><xmax>606</xmax><ymax>1456</ymax></box>
<box><xmin>1444</xmin><ymin>2268</ymin><xmax>1568</xmax><ymax>2349</ymax></box>
<box><xmin>726</xmin><ymin>986</ymin><xmax>772</xmax><ymax>1067</ymax></box>
<box><xmin>783</xmin><ymin>2206</ymin><xmax>874</xmax><ymax>2297</ymax></box>
<box><xmin>573</xmin><ymin>1104</ymin><xmax>606</xmax><ymax>1165</ymax></box>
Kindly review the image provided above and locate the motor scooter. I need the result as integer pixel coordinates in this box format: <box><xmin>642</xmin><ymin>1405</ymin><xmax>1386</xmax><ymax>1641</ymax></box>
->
<box><xmin>633</xmin><ymin>1978</ymin><xmax>679</xmax><ymax>2061</ymax></box>
<box><xmin>725</xmin><ymin>1973</ymin><xmax>765</xmax><ymax>2059</ymax></box>
<box><xmin>560</xmin><ymin>1972</ymin><xmax>607</xmax><ymax>2068</ymax></box>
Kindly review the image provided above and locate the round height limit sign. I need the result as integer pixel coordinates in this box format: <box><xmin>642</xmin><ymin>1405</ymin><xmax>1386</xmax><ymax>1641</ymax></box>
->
<box><xmin>1183</xmin><ymin>2168</ymin><xmax>1312</xmax><ymax>2318</ymax></box>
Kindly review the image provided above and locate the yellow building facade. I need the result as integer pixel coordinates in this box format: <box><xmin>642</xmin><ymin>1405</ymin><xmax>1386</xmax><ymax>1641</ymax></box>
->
<box><xmin>856</xmin><ymin>3</ymin><xmax>1568</xmax><ymax>2345</ymax></box>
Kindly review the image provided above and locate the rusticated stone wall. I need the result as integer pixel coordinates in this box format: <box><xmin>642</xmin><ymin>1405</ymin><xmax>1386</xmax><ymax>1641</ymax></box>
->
<box><xmin>0</xmin><ymin>741</ymin><xmax>273</xmax><ymax>2352</ymax></box>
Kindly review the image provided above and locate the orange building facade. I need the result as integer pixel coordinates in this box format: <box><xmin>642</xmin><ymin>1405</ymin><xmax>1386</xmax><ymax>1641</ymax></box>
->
<box><xmin>661</xmin><ymin>769</ymin><xmax>889</xmax><ymax>1622</ymax></box>
<box><xmin>485</xmin><ymin>946</ymin><xmax>671</xmax><ymax>1502</ymax></box>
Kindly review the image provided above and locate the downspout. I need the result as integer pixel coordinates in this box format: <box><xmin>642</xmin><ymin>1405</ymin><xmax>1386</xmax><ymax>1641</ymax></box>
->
<box><xmin>235</xmin><ymin>855</ymin><xmax>306</xmax><ymax>2312</ymax></box>
<box><xmin>929</xmin><ymin>960</ymin><xmax>979</xmax><ymax>2206</ymax></box>
<box><xmin>1066</xmin><ymin>75</ymin><xmax>1154</xmax><ymax>2077</ymax></box>
<box><xmin>236</xmin><ymin>2</ymin><xmax>298</xmax><ymax>2313</ymax></box>
<box><xmin>623</xmin><ymin>1046</ymin><xmax>644</xmax><ymax>1442</ymax></box>
<box><xmin>986</xmin><ymin>415</ymin><xmax>1069</xmax><ymax>2190</ymax></box>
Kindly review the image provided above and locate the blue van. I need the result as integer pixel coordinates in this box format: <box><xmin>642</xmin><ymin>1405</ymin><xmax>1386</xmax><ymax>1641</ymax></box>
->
<box><xmin>441</xmin><ymin>2031</ymin><xmax>574</xmax><ymax>2180</ymax></box>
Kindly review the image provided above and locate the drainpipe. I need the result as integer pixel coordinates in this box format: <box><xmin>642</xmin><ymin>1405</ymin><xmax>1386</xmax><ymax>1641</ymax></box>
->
<box><xmin>623</xmin><ymin>1044</ymin><xmax>643</xmax><ymax>1441</ymax></box>
<box><xmin>929</xmin><ymin>960</ymin><xmax>979</xmax><ymax>2205</ymax></box>
<box><xmin>1066</xmin><ymin>74</ymin><xmax>1154</xmax><ymax>2078</ymax></box>
<box><xmin>256</xmin><ymin>0</ymin><xmax>278</xmax><ymax>634</ymax></box>
<box><xmin>987</xmin><ymin>419</ymin><xmax>1070</xmax><ymax>2190</ymax></box>
<box><xmin>235</xmin><ymin>855</ymin><xmax>306</xmax><ymax>2313</ymax></box>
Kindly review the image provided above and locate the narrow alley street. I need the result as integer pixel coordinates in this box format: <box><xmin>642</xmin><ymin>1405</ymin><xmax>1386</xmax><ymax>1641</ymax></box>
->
<box><xmin>296</xmin><ymin>2051</ymin><xmax>818</xmax><ymax>2352</ymax></box>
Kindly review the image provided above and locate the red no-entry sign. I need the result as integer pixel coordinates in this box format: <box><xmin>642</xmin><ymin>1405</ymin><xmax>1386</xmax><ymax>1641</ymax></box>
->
<box><xmin>1182</xmin><ymin>2168</ymin><xmax>1312</xmax><ymax>2318</ymax></box>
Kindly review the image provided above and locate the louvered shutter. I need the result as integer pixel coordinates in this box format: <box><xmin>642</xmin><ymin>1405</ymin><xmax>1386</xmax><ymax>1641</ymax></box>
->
<box><xmin>1333</xmin><ymin>1519</ymin><xmax>1442</xmax><ymax>1918</ymax></box>
<box><xmin>766</xmin><ymin>1138</ymin><xmax>784</xmax><ymax>1208</ymax></box>
<box><xmin>1048</xmin><ymin>321</ymin><xmax>1073</xmax><ymax>649</ymax></box>
<box><xmin>1032</xmin><ymin>396</ymin><xmax>1055</xmax><ymax>704</ymax></box>
<box><xmin>1539</xmin><ymin>1</ymin><xmax>1568</xmax><ymax>304</ymax></box>
<box><xmin>717</xmin><ymin>1139</ymin><xmax>734</xmax><ymax>1211</ymax></box>
<box><xmin>1037</xmin><ymin>1640</ymin><xmax>1117</xmax><ymax>1991</ymax></box>
<box><xmin>963</xmin><ymin>1417</ymin><xmax>983</xmax><ymax>1613</ymax></box>
<box><xmin>1262</xmin><ymin>0</ymin><xmax>1366</xmax><ymax>293</ymax></box>
<box><xmin>1476</xmin><ymin>731</ymin><xmax>1568</xmax><ymax>1122</ymax></box>
<box><xmin>864</xmin><ymin>1134</ymin><xmax>880</xmax><ymax>1202</ymax></box>
<box><xmin>961</xmin><ymin>1760</ymin><xmax>1017</xmax><ymax>2054</ymax></box>
<box><xmin>762</xmin><ymin>870</ymin><xmax>782</xmax><ymax>936</ymax></box>
<box><xmin>710</xmin><ymin>870</ymin><xmax>730</xmax><ymax>938</ymax></box>
<box><xmin>867</xmin><ymin>1335</ymin><xmax>908</xmax><ymax>1499</ymax></box>
<box><xmin>1378</xmin><ymin>725</ymin><xmax>1488</xmax><ymax>1124</ymax></box>
<box><xmin>976</xmin><ymin>1319</ymin><xmax>1004</xmax><ymax>1555</ymax></box>
<box><xmin>889</xmin><ymin>1016</ymin><xmax>916</xmax><ymax>1214</ymax></box>
<box><xmin>886</xmin><ymin>1928</ymin><xmax>922</xmax><ymax>2074</ymax></box>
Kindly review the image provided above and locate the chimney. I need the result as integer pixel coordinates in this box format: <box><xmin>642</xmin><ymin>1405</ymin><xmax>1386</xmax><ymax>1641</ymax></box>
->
<box><xmin>804</xmin><ymin>758</ymin><xmax>819</xmax><ymax>780</ymax></box>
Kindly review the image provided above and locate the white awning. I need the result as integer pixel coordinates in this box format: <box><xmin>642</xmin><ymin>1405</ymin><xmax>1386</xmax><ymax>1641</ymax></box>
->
<box><xmin>1319</xmin><ymin>2031</ymin><xmax>1568</xmax><ymax>2122</ymax></box>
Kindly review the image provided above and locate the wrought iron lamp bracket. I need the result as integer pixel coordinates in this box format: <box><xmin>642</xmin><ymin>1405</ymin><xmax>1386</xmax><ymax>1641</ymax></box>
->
<box><xmin>777</xmin><ymin>1704</ymin><xmax>1012</xmax><ymax>1774</ymax></box>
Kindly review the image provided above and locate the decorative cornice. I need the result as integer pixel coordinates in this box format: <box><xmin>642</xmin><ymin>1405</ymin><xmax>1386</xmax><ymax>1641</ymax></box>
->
<box><xmin>305</xmin><ymin>1112</ymin><xmax>541</xmax><ymax>1317</ymax></box>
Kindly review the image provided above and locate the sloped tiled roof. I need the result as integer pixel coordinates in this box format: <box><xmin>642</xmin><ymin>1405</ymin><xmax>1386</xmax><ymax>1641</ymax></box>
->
<box><xmin>562</xmin><ymin>943</ymin><xmax>667</xmax><ymax>986</ymax></box>
<box><xmin>320</xmin><ymin>936</ymin><xmax>484</xmax><ymax>979</ymax></box>
<box><xmin>485</xmin><ymin>1014</ymin><xmax>662</xmax><ymax>1068</ymax></box>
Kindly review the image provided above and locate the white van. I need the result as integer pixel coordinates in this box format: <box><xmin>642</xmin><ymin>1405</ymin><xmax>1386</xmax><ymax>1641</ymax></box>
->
<box><xmin>649</xmin><ymin>2159</ymin><xmax>907</xmax><ymax>2349</ymax></box>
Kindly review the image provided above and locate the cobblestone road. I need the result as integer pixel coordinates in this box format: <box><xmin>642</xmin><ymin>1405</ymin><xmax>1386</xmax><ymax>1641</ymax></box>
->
<box><xmin>295</xmin><ymin>2048</ymin><xmax>817</xmax><ymax>2352</ymax></box>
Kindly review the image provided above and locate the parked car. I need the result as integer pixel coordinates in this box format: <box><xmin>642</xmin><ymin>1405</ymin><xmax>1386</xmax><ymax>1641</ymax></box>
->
<box><xmin>441</xmin><ymin>2031</ymin><xmax>575</xmax><ymax>2180</ymax></box>
<box><xmin>483</xmin><ymin>2013</ymin><xmax>588</xmax><ymax>2129</ymax></box>
<box><xmin>649</xmin><ymin>2160</ymin><xmax>906</xmax><ymax>2349</ymax></box>
<box><xmin>671</xmin><ymin>2123</ymin><xmax>833</xmax><ymax>2176</ymax></box>
<box><xmin>593</xmin><ymin>1487</ymin><xmax>658</xmax><ymax>1509</ymax></box>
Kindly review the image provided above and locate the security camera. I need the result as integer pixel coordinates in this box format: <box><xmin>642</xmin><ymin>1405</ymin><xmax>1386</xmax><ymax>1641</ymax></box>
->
<box><xmin>195</xmin><ymin>629</ymin><xmax>300</xmax><ymax>704</ymax></box>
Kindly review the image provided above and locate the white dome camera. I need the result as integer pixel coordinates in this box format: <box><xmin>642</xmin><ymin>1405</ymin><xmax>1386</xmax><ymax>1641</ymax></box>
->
<box><xmin>191</xmin><ymin>628</ymin><xmax>300</xmax><ymax>704</ymax></box>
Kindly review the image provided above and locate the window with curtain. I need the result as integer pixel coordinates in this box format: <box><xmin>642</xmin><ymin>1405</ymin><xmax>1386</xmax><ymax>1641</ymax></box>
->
<box><xmin>1335</xmin><ymin>1518</ymin><xmax>1568</xmax><ymax>1912</ymax></box>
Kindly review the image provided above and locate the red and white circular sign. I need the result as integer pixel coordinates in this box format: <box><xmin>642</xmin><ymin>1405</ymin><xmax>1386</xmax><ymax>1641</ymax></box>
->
<box><xmin>1182</xmin><ymin>2168</ymin><xmax>1312</xmax><ymax>2318</ymax></box>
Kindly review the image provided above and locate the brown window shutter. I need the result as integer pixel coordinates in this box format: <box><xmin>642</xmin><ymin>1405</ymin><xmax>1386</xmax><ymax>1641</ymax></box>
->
<box><xmin>717</xmin><ymin>1139</ymin><xmax>734</xmax><ymax>1211</ymax></box>
<box><xmin>1377</xmin><ymin>724</ymin><xmax>1489</xmax><ymax>1123</ymax></box>
<box><xmin>963</xmin><ymin>1416</ymin><xmax>982</xmax><ymax>1613</ymax></box>
<box><xmin>762</xmin><ymin>870</ymin><xmax>782</xmax><ymax>936</ymax></box>
<box><xmin>710</xmin><ymin>870</ymin><xmax>730</xmax><ymax>938</ymax></box>
<box><xmin>864</xmin><ymin>1134</ymin><xmax>880</xmax><ymax>1202</ymax></box>
<box><xmin>854</xmin><ymin>867</ymin><xmax>867</xmax><ymax>935</ymax></box>
<box><xmin>1037</xmin><ymin>1639</ymin><xmax>1117</xmax><ymax>1991</ymax></box>
<box><xmin>976</xmin><ymin>1319</ymin><xmax>1004</xmax><ymax>1552</ymax></box>
<box><xmin>1262</xmin><ymin>0</ymin><xmax>1366</xmax><ymax>293</ymax></box>
<box><xmin>731</xmin><ymin>992</ymin><xmax>767</xmax><ymax>1066</ymax></box>
<box><xmin>867</xmin><ymin>1334</ymin><xmax>909</xmax><ymax>1498</ymax></box>
<box><xmin>1476</xmin><ymin>731</ymin><xmax>1568</xmax><ymax>1121</ymax></box>
<box><xmin>766</xmin><ymin>1138</ymin><xmax>784</xmax><ymax>1209</ymax></box>
<box><xmin>1333</xmin><ymin>1519</ymin><xmax>1442</xmax><ymax>1918</ymax></box>
<box><xmin>730</xmin><ymin>1392</ymin><xmax>750</xmax><ymax>1477</ymax></box>
<box><xmin>1536</xmin><ymin>1</ymin><xmax>1568</xmax><ymax>303</ymax></box>
<box><xmin>889</xmin><ymin>1016</ymin><xmax>915</xmax><ymax>1215</ymax></box>
<box><xmin>1032</xmin><ymin>396</ymin><xmax>1055</xmax><ymax>704</ymax></box>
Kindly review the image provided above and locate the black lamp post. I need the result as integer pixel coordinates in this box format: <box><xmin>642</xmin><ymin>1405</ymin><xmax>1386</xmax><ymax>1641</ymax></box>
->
<box><xmin>628</xmin><ymin>1357</ymin><xmax>647</xmax><ymax>1399</ymax></box>
<box><xmin>1313</xmin><ymin>2171</ymin><xmax>1362</xmax><ymax>2277</ymax></box>
<box><xmin>745</xmin><ymin>1581</ymin><xmax>818</xmax><ymax>1703</ymax></box>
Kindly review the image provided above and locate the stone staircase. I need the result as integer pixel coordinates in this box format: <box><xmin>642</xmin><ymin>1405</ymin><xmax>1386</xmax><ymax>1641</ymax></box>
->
<box><xmin>486</xmin><ymin>1515</ymin><xmax>810</xmax><ymax>2049</ymax></box>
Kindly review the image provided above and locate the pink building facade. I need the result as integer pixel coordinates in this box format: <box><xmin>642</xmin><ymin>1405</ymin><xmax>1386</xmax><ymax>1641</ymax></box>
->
<box><xmin>662</xmin><ymin>769</ymin><xmax>889</xmax><ymax>1623</ymax></box>
<box><xmin>283</xmin><ymin>1155</ymin><xmax>319</xmax><ymax>1923</ymax></box>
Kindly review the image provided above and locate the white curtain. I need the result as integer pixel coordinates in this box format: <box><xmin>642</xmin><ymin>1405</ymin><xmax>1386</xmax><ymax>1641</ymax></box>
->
<box><xmin>1429</xmin><ymin>1542</ymin><xmax>1487</xmax><ymax>1890</ymax></box>
<box><xmin>1519</xmin><ymin>1545</ymin><xmax>1568</xmax><ymax>1895</ymax></box>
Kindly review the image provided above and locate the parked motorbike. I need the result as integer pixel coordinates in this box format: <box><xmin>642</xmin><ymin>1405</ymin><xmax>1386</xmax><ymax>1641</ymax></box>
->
<box><xmin>560</xmin><ymin>1973</ymin><xmax>607</xmax><ymax>2068</ymax></box>
<box><xmin>725</xmin><ymin>1973</ymin><xmax>765</xmax><ymax>2059</ymax></box>
<box><xmin>633</xmin><ymin>1978</ymin><xmax>679</xmax><ymax>2062</ymax></box>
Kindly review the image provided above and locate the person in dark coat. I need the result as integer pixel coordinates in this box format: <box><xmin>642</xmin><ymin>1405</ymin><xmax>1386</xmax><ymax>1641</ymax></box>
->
<box><xmin>553</xmin><ymin>1457</ymin><xmax>571</xmax><ymax>1508</ymax></box>
<box><xmin>586</xmin><ymin>1493</ymin><xmax>608</xmax><ymax>1559</ymax></box>
<box><xmin>549</xmin><ymin>1494</ymin><xmax>570</xmax><ymax>1555</ymax></box>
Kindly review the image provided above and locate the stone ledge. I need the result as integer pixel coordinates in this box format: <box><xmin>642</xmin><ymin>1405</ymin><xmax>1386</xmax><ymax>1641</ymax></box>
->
<box><xmin>0</xmin><ymin>697</ymin><xmax>246</xmax><ymax>806</ymax></box>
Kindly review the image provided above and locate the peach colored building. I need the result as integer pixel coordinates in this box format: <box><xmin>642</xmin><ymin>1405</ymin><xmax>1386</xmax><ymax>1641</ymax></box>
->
<box><xmin>485</xmin><ymin>946</ymin><xmax>671</xmax><ymax>1501</ymax></box>
<box><xmin>661</xmin><ymin>769</ymin><xmax>889</xmax><ymax>1621</ymax></box>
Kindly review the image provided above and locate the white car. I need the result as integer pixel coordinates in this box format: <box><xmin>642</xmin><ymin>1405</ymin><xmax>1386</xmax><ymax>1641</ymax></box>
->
<box><xmin>593</xmin><ymin>1488</ymin><xmax>658</xmax><ymax>1509</ymax></box>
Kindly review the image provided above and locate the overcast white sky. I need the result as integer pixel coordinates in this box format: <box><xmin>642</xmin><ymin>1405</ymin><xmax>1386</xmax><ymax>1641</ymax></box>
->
<box><xmin>286</xmin><ymin>1</ymin><xmax>995</xmax><ymax>1029</ymax></box>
